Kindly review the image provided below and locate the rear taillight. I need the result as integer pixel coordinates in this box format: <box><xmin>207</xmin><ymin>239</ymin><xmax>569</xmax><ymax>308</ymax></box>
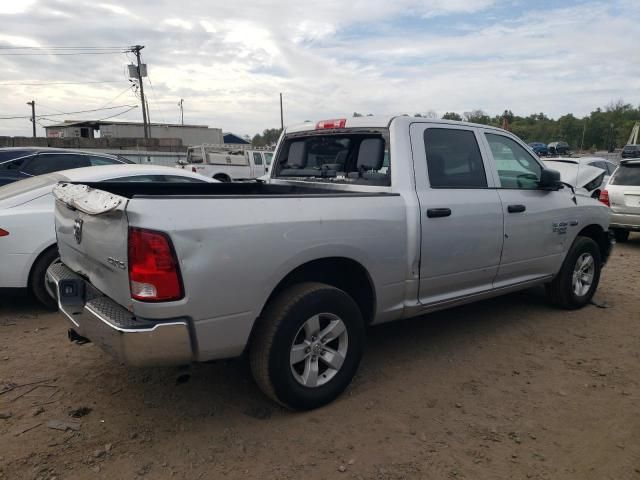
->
<box><xmin>598</xmin><ymin>189</ymin><xmax>610</xmax><ymax>207</ymax></box>
<box><xmin>0</xmin><ymin>228</ymin><xmax>8</xmax><ymax>237</ymax></box>
<box><xmin>128</xmin><ymin>227</ymin><xmax>183</xmax><ymax>302</ymax></box>
<box><xmin>316</xmin><ymin>118</ymin><xmax>346</xmax><ymax>130</ymax></box>
<box><xmin>191</xmin><ymin>167</ymin><xmax>196</xmax><ymax>173</ymax></box>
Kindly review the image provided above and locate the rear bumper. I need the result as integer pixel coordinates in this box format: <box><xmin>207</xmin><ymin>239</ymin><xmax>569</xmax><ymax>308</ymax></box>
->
<box><xmin>46</xmin><ymin>263</ymin><xmax>193</xmax><ymax>367</ymax></box>
<box><xmin>610</xmin><ymin>212</ymin><xmax>640</xmax><ymax>231</ymax></box>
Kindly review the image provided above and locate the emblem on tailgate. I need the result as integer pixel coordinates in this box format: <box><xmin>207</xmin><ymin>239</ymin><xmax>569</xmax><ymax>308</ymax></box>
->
<box><xmin>73</xmin><ymin>218</ymin><xmax>83</xmax><ymax>244</ymax></box>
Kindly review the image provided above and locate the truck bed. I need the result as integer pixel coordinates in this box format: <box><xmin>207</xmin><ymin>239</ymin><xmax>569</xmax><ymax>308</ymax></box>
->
<box><xmin>69</xmin><ymin>181</ymin><xmax>397</xmax><ymax>199</ymax></box>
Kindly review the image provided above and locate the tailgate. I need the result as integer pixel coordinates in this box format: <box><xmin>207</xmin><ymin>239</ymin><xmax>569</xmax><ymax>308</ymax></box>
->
<box><xmin>609</xmin><ymin>186</ymin><xmax>640</xmax><ymax>214</ymax></box>
<box><xmin>53</xmin><ymin>183</ymin><xmax>132</xmax><ymax>308</ymax></box>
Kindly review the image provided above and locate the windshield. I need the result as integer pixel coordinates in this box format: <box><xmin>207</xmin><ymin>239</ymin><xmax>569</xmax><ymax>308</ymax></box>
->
<box><xmin>0</xmin><ymin>173</ymin><xmax>64</xmax><ymax>201</ymax></box>
<box><xmin>610</xmin><ymin>163</ymin><xmax>640</xmax><ymax>186</ymax></box>
<box><xmin>274</xmin><ymin>132</ymin><xmax>390</xmax><ymax>186</ymax></box>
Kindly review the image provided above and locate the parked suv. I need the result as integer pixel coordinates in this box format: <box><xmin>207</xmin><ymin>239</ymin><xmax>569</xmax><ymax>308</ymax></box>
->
<box><xmin>0</xmin><ymin>147</ymin><xmax>133</xmax><ymax>186</ymax></box>
<box><xmin>621</xmin><ymin>145</ymin><xmax>640</xmax><ymax>159</ymax></box>
<box><xmin>599</xmin><ymin>159</ymin><xmax>640</xmax><ymax>241</ymax></box>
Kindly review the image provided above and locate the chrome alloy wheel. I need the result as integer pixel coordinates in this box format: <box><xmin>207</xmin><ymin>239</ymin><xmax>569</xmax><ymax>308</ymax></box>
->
<box><xmin>290</xmin><ymin>313</ymin><xmax>349</xmax><ymax>388</ymax></box>
<box><xmin>572</xmin><ymin>252</ymin><xmax>595</xmax><ymax>297</ymax></box>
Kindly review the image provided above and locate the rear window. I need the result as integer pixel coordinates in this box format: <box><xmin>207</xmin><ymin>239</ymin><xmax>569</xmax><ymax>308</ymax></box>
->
<box><xmin>622</xmin><ymin>145</ymin><xmax>638</xmax><ymax>152</ymax></box>
<box><xmin>610</xmin><ymin>163</ymin><xmax>640</xmax><ymax>186</ymax></box>
<box><xmin>274</xmin><ymin>133</ymin><xmax>390</xmax><ymax>185</ymax></box>
<box><xmin>0</xmin><ymin>173</ymin><xmax>63</xmax><ymax>201</ymax></box>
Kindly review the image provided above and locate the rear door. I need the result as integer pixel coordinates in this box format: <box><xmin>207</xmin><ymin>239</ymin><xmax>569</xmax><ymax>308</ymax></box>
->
<box><xmin>410</xmin><ymin>123</ymin><xmax>504</xmax><ymax>305</ymax></box>
<box><xmin>480</xmin><ymin>130</ymin><xmax>576</xmax><ymax>287</ymax></box>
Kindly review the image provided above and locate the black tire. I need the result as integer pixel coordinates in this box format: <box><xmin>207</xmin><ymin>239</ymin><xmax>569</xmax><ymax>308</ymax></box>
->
<box><xmin>613</xmin><ymin>229</ymin><xmax>629</xmax><ymax>243</ymax></box>
<box><xmin>250</xmin><ymin>282</ymin><xmax>364</xmax><ymax>410</ymax></box>
<box><xmin>546</xmin><ymin>236</ymin><xmax>601</xmax><ymax>309</ymax></box>
<box><xmin>29</xmin><ymin>247</ymin><xmax>60</xmax><ymax>310</ymax></box>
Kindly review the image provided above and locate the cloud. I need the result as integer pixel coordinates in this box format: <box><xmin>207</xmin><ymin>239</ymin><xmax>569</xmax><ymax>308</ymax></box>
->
<box><xmin>0</xmin><ymin>0</ymin><xmax>638</xmax><ymax>138</ymax></box>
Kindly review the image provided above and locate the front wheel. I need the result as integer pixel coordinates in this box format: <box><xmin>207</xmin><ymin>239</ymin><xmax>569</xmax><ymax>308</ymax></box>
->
<box><xmin>546</xmin><ymin>236</ymin><xmax>602</xmax><ymax>309</ymax></box>
<box><xmin>250</xmin><ymin>282</ymin><xmax>364</xmax><ymax>410</ymax></box>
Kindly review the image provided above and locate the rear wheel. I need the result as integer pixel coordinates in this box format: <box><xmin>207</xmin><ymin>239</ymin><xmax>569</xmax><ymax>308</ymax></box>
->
<box><xmin>613</xmin><ymin>229</ymin><xmax>629</xmax><ymax>243</ymax></box>
<box><xmin>213</xmin><ymin>174</ymin><xmax>231</xmax><ymax>182</ymax></box>
<box><xmin>250</xmin><ymin>282</ymin><xmax>364</xmax><ymax>410</ymax></box>
<box><xmin>29</xmin><ymin>247</ymin><xmax>60</xmax><ymax>310</ymax></box>
<box><xmin>546</xmin><ymin>236</ymin><xmax>601</xmax><ymax>309</ymax></box>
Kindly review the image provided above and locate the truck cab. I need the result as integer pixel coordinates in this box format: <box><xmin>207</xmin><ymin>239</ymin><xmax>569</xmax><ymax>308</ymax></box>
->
<box><xmin>180</xmin><ymin>145</ymin><xmax>272</xmax><ymax>182</ymax></box>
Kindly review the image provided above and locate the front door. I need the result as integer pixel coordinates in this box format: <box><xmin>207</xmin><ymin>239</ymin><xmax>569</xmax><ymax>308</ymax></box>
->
<box><xmin>480</xmin><ymin>130</ymin><xmax>577</xmax><ymax>288</ymax></box>
<box><xmin>410</xmin><ymin>123</ymin><xmax>504</xmax><ymax>305</ymax></box>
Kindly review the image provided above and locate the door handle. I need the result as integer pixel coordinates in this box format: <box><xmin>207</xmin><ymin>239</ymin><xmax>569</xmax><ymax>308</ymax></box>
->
<box><xmin>507</xmin><ymin>204</ymin><xmax>526</xmax><ymax>213</ymax></box>
<box><xmin>427</xmin><ymin>208</ymin><xmax>452</xmax><ymax>218</ymax></box>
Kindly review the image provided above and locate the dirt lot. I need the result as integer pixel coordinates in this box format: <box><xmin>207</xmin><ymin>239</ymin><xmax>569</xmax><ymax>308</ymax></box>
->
<box><xmin>1</xmin><ymin>237</ymin><xmax>639</xmax><ymax>480</ymax></box>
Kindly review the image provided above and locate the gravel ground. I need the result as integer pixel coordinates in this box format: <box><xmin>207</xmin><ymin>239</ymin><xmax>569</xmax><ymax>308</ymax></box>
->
<box><xmin>1</xmin><ymin>236</ymin><xmax>639</xmax><ymax>480</ymax></box>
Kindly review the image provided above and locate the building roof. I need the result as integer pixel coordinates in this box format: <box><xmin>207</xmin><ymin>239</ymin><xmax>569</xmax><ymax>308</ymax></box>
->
<box><xmin>45</xmin><ymin>120</ymin><xmax>212</xmax><ymax>129</ymax></box>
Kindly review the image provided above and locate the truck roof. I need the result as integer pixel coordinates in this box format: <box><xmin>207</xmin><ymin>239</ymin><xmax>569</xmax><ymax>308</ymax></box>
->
<box><xmin>285</xmin><ymin>115</ymin><xmax>509</xmax><ymax>134</ymax></box>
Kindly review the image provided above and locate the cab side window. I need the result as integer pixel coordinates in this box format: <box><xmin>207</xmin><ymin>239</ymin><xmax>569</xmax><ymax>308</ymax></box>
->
<box><xmin>253</xmin><ymin>152</ymin><xmax>263</xmax><ymax>165</ymax></box>
<box><xmin>423</xmin><ymin>128</ymin><xmax>487</xmax><ymax>188</ymax></box>
<box><xmin>485</xmin><ymin>133</ymin><xmax>541</xmax><ymax>189</ymax></box>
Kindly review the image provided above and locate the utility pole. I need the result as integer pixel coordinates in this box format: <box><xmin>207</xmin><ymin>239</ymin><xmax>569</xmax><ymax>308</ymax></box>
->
<box><xmin>279</xmin><ymin>92</ymin><xmax>284</xmax><ymax>130</ymax></box>
<box><xmin>179</xmin><ymin>99</ymin><xmax>184</xmax><ymax>125</ymax></box>
<box><xmin>26</xmin><ymin>100</ymin><xmax>36</xmax><ymax>138</ymax></box>
<box><xmin>131</xmin><ymin>45</ymin><xmax>149</xmax><ymax>139</ymax></box>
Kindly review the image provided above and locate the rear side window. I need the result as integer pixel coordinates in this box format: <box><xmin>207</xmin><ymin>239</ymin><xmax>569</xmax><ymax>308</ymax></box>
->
<box><xmin>89</xmin><ymin>155</ymin><xmax>121</xmax><ymax>166</ymax></box>
<box><xmin>264</xmin><ymin>153</ymin><xmax>273</xmax><ymax>166</ymax></box>
<box><xmin>253</xmin><ymin>152</ymin><xmax>263</xmax><ymax>165</ymax></box>
<box><xmin>423</xmin><ymin>128</ymin><xmax>486</xmax><ymax>188</ymax></box>
<box><xmin>610</xmin><ymin>164</ymin><xmax>640</xmax><ymax>186</ymax></box>
<box><xmin>486</xmin><ymin>133</ymin><xmax>541</xmax><ymax>189</ymax></box>
<box><xmin>0</xmin><ymin>158</ymin><xmax>26</xmax><ymax>171</ymax></box>
<box><xmin>22</xmin><ymin>154</ymin><xmax>89</xmax><ymax>175</ymax></box>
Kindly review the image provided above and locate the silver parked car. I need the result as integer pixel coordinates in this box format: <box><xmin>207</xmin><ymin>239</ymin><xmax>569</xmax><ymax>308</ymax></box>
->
<box><xmin>600</xmin><ymin>159</ymin><xmax>640</xmax><ymax>242</ymax></box>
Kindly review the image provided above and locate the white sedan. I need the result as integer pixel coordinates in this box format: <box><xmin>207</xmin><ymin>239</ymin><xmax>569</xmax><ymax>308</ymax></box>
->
<box><xmin>0</xmin><ymin>164</ymin><xmax>215</xmax><ymax>308</ymax></box>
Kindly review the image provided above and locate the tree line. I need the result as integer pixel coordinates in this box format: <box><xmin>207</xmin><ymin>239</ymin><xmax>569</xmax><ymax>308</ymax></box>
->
<box><xmin>251</xmin><ymin>100</ymin><xmax>639</xmax><ymax>151</ymax></box>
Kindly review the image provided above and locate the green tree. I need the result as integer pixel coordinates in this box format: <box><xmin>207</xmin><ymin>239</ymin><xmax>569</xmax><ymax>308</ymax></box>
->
<box><xmin>442</xmin><ymin>112</ymin><xmax>462</xmax><ymax>121</ymax></box>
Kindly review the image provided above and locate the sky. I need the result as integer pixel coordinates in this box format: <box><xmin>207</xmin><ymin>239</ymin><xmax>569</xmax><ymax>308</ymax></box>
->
<box><xmin>0</xmin><ymin>0</ymin><xmax>639</xmax><ymax>138</ymax></box>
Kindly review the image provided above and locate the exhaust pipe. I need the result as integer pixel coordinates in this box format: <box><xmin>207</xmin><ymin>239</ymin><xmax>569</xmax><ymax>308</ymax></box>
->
<box><xmin>176</xmin><ymin>365</ymin><xmax>191</xmax><ymax>385</ymax></box>
<box><xmin>68</xmin><ymin>329</ymin><xmax>90</xmax><ymax>345</ymax></box>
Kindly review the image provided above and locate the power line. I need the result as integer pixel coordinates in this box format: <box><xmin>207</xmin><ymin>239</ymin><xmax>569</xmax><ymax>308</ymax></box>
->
<box><xmin>0</xmin><ymin>46</ymin><xmax>130</xmax><ymax>50</ymax></box>
<box><xmin>0</xmin><ymin>80</ymin><xmax>123</xmax><ymax>86</ymax></box>
<box><xmin>0</xmin><ymin>51</ymin><xmax>125</xmax><ymax>56</ymax></box>
<box><xmin>98</xmin><ymin>85</ymin><xmax>136</xmax><ymax>110</ymax></box>
<box><xmin>0</xmin><ymin>104</ymin><xmax>138</xmax><ymax>120</ymax></box>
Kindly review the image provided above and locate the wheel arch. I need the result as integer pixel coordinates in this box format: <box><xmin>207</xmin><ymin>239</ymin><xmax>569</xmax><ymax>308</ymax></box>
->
<box><xmin>27</xmin><ymin>243</ymin><xmax>58</xmax><ymax>288</ymax></box>
<box><xmin>245</xmin><ymin>257</ymin><xmax>377</xmax><ymax>353</ymax></box>
<box><xmin>576</xmin><ymin>224</ymin><xmax>611</xmax><ymax>263</ymax></box>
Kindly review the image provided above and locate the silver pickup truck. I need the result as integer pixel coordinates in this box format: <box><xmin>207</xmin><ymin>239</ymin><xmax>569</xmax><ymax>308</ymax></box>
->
<box><xmin>48</xmin><ymin>116</ymin><xmax>612</xmax><ymax>410</ymax></box>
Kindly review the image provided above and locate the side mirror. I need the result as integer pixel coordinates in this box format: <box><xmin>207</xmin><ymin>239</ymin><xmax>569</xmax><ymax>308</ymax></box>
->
<box><xmin>539</xmin><ymin>168</ymin><xmax>561</xmax><ymax>191</ymax></box>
